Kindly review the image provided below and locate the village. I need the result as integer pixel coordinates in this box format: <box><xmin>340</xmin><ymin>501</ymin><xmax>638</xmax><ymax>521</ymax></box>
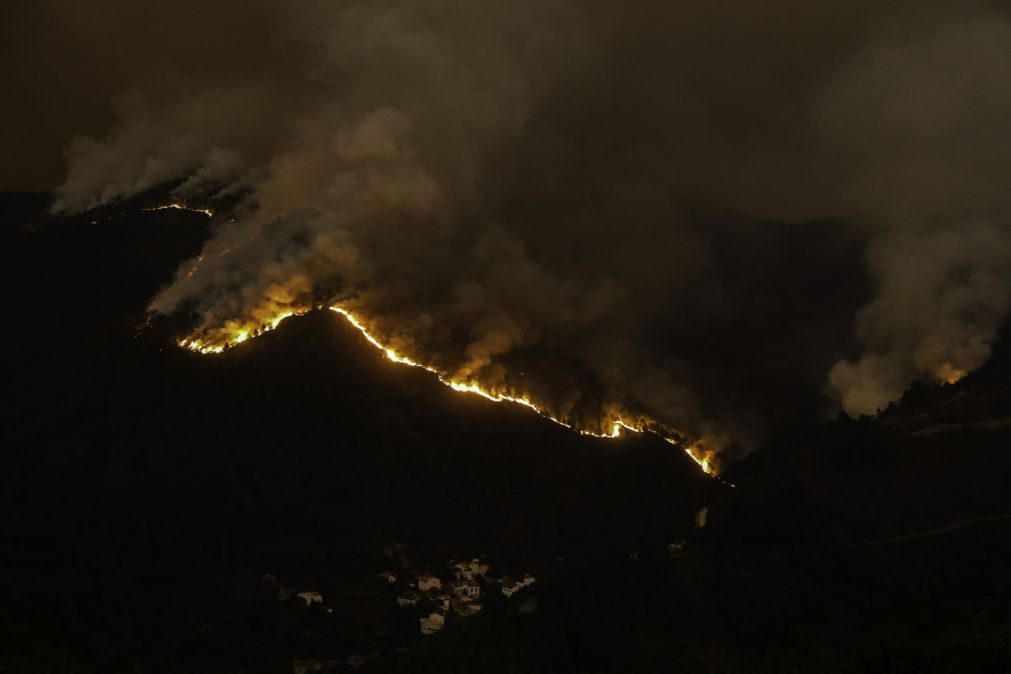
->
<box><xmin>376</xmin><ymin>553</ymin><xmax>536</xmax><ymax>637</ymax></box>
<box><xmin>278</xmin><ymin>545</ymin><xmax>538</xmax><ymax>673</ymax></box>
<box><xmin>281</xmin><ymin>518</ymin><xmax>711</xmax><ymax>674</ymax></box>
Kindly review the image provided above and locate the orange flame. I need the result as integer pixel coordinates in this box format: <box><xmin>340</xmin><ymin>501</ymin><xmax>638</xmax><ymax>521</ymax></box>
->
<box><xmin>328</xmin><ymin>307</ymin><xmax>716</xmax><ymax>473</ymax></box>
<box><xmin>174</xmin><ymin>304</ymin><xmax>718</xmax><ymax>475</ymax></box>
<box><xmin>143</xmin><ymin>203</ymin><xmax>215</xmax><ymax>217</ymax></box>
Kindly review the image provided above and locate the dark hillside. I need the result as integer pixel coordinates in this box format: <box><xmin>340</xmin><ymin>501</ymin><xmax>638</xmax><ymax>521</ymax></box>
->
<box><xmin>365</xmin><ymin>342</ymin><xmax>1011</xmax><ymax>674</ymax></box>
<box><xmin>0</xmin><ymin>198</ymin><xmax>716</xmax><ymax>673</ymax></box>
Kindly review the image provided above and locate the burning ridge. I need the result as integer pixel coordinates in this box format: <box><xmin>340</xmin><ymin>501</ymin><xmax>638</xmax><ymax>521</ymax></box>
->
<box><xmin>176</xmin><ymin>303</ymin><xmax>717</xmax><ymax>475</ymax></box>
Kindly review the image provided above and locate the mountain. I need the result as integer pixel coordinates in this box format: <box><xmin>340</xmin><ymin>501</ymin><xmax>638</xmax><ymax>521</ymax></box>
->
<box><xmin>3</xmin><ymin>193</ymin><xmax>1009</xmax><ymax>673</ymax></box>
<box><xmin>0</xmin><ymin>195</ymin><xmax>716</xmax><ymax>673</ymax></box>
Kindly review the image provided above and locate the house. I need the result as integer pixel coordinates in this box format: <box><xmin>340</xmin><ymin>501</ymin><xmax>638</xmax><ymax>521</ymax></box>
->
<box><xmin>416</xmin><ymin>575</ymin><xmax>442</xmax><ymax>592</ymax></box>
<box><xmin>453</xmin><ymin>601</ymin><xmax>483</xmax><ymax>617</ymax></box>
<box><xmin>452</xmin><ymin>559</ymin><xmax>491</xmax><ymax>580</ymax></box>
<box><xmin>346</xmin><ymin>654</ymin><xmax>377</xmax><ymax>671</ymax></box>
<box><xmin>450</xmin><ymin>580</ymin><xmax>481</xmax><ymax>600</ymax></box>
<box><xmin>501</xmin><ymin>575</ymin><xmax>535</xmax><ymax>598</ymax></box>
<box><xmin>419</xmin><ymin>611</ymin><xmax>445</xmax><ymax>635</ymax></box>
<box><xmin>377</xmin><ymin>570</ymin><xmax>398</xmax><ymax>584</ymax></box>
<box><xmin>396</xmin><ymin>593</ymin><xmax>419</xmax><ymax>608</ymax></box>
<box><xmin>292</xmin><ymin>659</ymin><xmax>339</xmax><ymax>674</ymax></box>
<box><xmin>296</xmin><ymin>591</ymin><xmax>324</xmax><ymax>607</ymax></box>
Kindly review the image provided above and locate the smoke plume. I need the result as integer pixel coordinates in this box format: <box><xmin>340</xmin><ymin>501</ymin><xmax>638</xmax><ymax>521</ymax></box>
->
<box><xmin>38</xmin><ymin>0</ymin><xmax>1011</xmax><ymax>457</ymax></box>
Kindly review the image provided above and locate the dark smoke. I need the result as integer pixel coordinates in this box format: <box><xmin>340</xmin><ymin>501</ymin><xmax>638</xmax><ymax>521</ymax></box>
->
<box><xmin>34</xmin><ymin>0</ymin><xmax>1011</xmax><ymax>459</ymax></box>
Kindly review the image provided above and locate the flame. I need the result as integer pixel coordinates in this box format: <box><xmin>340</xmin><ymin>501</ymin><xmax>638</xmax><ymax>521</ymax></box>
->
<box><xmin>327</xmin><ymin>306</ymin><xmax>717</xmax><ymax>473</ymax></box>
<box><xmin>144</xmin><ymin>203</ymin><xmax>215</xmax><ymax>217</ymax></box>
<box><xmin>179</xmin><ymin>310</ymin><xmax>305</xmax><ymax>354</ymax></box>
<box><xmin>330</xmin><ymin>307</ymin><xmax>436</xmax><ymax>371</ymax></box>
<box><xmin>679</xmin><ymin>442</ymin><xmax>713</xmax><ymax>476</ymax></box>
<box><xmin>173</xmin><ymin>303</ymin><xmax>718</xmax><ymax>476</ymax></box>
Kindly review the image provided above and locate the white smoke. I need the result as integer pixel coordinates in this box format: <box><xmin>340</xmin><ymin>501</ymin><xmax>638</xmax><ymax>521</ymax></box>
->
<box><xmin>829</xmin><ymin>225</ymin><xmax>1011</xmax><ymax>414</ymax></box>
<box><xmin>815</xmin><ymin>16</ymin><xmax>1011</xmax><ymax>413</ymax></box>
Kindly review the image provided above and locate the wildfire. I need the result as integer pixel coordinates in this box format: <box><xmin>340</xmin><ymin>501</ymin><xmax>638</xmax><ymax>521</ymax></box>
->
<box><xmin>327</xmin><ymin>306</ymin><xmax>717</xmax><ymax>473</ymax></box>
<box><xmin>330</xmin><ymin>307</ymin><xmax>437</xmax><ymax>371</ymax></box>
<box><xmin>174</xmin><ymin>304</ymin><xmax>718</xmax><ymax>476</ymax></box>
<box><xmin>937</xmin><ymin>362</ymin><xmax>967</xmax><ymax>385</ymax></box>
<box><xmin>678</xmin><ymin>442</ymin><xmax>714</xmax><ymax>476</ymax></box>
<box><xmin>144</xmin><ymin>203</ymin><xmax>215</xmax><ymax>217</ymax></box>
<box><xmin>179</xmin><ymin>310</ymin><xmax>305</xmax><ymax>354</ymax></box>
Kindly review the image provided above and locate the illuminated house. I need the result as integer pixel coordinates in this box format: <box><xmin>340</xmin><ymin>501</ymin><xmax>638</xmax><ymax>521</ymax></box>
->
<box><xmin>415</xmin><ymin>575</ymin><xmax>442</xmax><ymax>592</ymax></box>
<box><xmin>396</xmin><ymin>593</ymin><xmax>420</xmax><ymax>608</ymax></box>
<box><xmin>451</xmin><ymin>559</ymin><xmax>490</xmax><ymax>580</ymax></box>
<box><xmin>501</xmin><ymin>575</ymin><xmax>535</xmax><ymax>598</ymax></box>
<box><xmin>453</xmin><ymin>601</ymin><xmax>483</xmax><ymax>616</ymax></box>
<box><xmin>296</xmin><ymin>591</ymin><xmax>323</xmax><ymax>607</ymax></box>
<box><xmin>450</xmin><ymin>580</ymin><xmax>481</xmax><ymax>600</ymax></box>
<box><xmin>419</xmin><ymin>611</ymin><xmax>445</xmax><ymax>635</ymax></box>
<box><xmin>292</xmin><ymin>659</ymin><xmax>338</xmax><ymax>674</ymax></box>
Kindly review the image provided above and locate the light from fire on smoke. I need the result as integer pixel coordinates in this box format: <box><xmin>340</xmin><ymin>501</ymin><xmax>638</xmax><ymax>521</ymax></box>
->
<box><xmin>937</xmin><ymin>362</ymin><xmax>967</xmax><ymax>385</ymax></box>
<box><xmin>174</xmin><ymin>305</ymin><xmax>717</xmax><ymax>476</ymax></box>
<box><xmin>179</xmin><ymin>310</ymin><xmax>304</xmax><ymax>354</ymax></box>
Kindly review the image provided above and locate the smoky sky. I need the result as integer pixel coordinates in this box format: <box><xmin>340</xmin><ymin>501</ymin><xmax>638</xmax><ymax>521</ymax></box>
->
<box><xmin>10</xmin><ymin>0</ymin><xmax>1011</xmax><ymax>461</ymax></box>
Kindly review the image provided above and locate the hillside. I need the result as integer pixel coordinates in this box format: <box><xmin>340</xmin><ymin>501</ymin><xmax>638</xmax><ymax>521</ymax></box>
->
<box><xmin>0</xmin><ymin>195</ymin><xmax>717</xmax><ymax>673</ymax></box>
<box><xmin>4</xmin><ymin>193</ymin><xmax>1009</xmax><ymax>673</ymax></box>
<box><xmin>367</xmin><ymin>327</ymin><xmax>1011</xmax><ymax>673</ymax></box>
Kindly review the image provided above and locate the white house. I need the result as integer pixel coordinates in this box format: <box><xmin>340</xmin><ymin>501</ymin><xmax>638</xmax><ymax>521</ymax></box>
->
<box><xmin>454</xmin><ymin>601</ymin><xmax>483</xmax><ymax>616</ymax></box>
<box><xmin>292</xmin><ymin>659</ymin><xmax>338</xmax><ymax>674</ymax></box>
<box><xmin>296</xmin><ymin>591</ymin><xmax>323</xmax><ymax>607</ymax></box>
<box><xmin>397</xmin><ymin>593</ymin><xmax>420</xmax><ymax>608</ymax></box>
<box><xmin>452</xmin><ymin>559</ymin><xmax>491</xmax><ymax>580</ymax></box>
<box><xmin>501</xmin><ymin>575</ymin><xmax>535</xmax><ymax>598</ymax></box>
<box><xmin>419</xmin><ymin>612</ymin><xmax>446</xmax><ymax>635</ymax></box>
<box><xmin>450</xmin><ymin>580</ymin><xmax>481</xmax><ymax>600</ymax></box>
<box><xmin>416</xmin><ymin>575</ymin><xmax>442</xmax><ymax>592</ymax></box>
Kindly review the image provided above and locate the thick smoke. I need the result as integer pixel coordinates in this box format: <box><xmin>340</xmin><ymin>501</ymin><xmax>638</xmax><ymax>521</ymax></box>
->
<box><xmin>829</xmin><ymin>224</ymin><xmax>1011</xmax><ymax>414</ymax></box>
<box><xmin>44</xmin><ymin>0</ymin><xmax>1011</xmax><ymax>457</ymax></box>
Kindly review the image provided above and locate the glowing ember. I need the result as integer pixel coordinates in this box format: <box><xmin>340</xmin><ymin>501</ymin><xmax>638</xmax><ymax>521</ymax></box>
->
<box><xmin>175</xmin><ymin>304</ymin><xmax>718</xmax><ymax>476</ymax></box>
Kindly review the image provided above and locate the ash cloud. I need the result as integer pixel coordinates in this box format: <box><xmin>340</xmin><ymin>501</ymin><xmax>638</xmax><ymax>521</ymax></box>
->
<box><xmin>40</xmin><ymin>0</ymin><xmax>1011</xmax><ymax>457</ymax></box>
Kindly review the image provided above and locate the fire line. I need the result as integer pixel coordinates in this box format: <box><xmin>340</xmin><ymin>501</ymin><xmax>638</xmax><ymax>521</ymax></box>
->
<box><xmin>177</xmin><ymin>305</ymin><xmax>717</xmax><ymax>475</ymax></box>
